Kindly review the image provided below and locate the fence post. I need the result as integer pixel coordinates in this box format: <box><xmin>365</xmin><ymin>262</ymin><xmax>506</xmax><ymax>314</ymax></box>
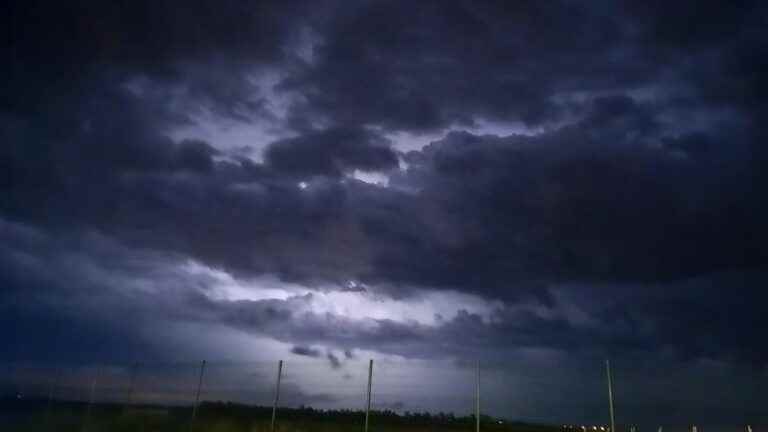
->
<box><xmin>44</xmin><ymin>367</ymin><xmax>61</xmax><ymax>422</ymax></box>
<box><xmin>365</xmin><ymin>359</ymin><xmax>374</xmax><ymax>432</ymax></box>
<box><xmin>475</xmin><ymin>360</ymin><xmax>481</xmax><ymax>432</ymax></box>
<box><xmin>271</xmin><ymin>360</ymin><xmax>283</xmax><ymax>432</ymax></box>
<box><xmin>82</xmin><ymin>366</ymin><xmax>99</xmax><ymax>432</ymax></box>
<box><xmin>123</xmin><ymin>362</ymin><xmax>139</xmax><ymax>415</ymax></box>
<box><xmin>606</xmin><ymin>360</ymin><xmax>616</xmax><ymax>432</ymax></box>
<box><xmin>190</xmin><ymin>360</ymin><xmax>207</xmax><ymax>430</ymax></box>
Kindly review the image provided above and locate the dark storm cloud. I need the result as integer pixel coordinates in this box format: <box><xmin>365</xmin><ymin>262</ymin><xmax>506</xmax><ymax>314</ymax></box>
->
<box><xmin>326</xmin><ymin>351</ymin><xmax>342</xmax><ymax>369</ymax></box>
<box><xmin>0</xmin><ymin>220</ymin><xmax>189</xmax><ymax>363</ymax></box>
<box><xmin>281</xmin><ymin>0</ymin><xmax>620</xmax><ymax>130</ymax></box>
<box><xmin>291</xmin><ymin>345</ymin><xmax>322</xmax><ymax>358</ymax></box>
<box><xmin>366</xmin><ymin>100</ymin><xmax>767</xmax><ymax>290</ymax></box>
<box><xmin>2</xmin><ymin>0</ymin><xmax>768</xmax><ymax>403</ymax></box>
<box><xmin>3</xmin><ymin>0</ymin><xmax>765</xmax><ymax>288</ymax></box>
<box><xmin>351</xmin><ymin>116</ymin><xmax>760</xmax><ymax>309</ymax></box>
<box><xmin>282</xmin><ymin>0</ymin><xmax>767</xmax><ymax>132</ymax></box>
<box><xmin>4</xmin><ymin>1</ymin><xmax>302</xmax><ymax>67</ymax></box>
<box><xmin>264</xmin><ymin>127</ymin><xmax>399</xmax><ymax>177</ymax></box>
<box><xmin>2</xmin><ymin>0</ymin><xmax>326</xmax><ymax>138</ymax></box>
<box><xmin>3</xmin><ymin>217</ymin><xmax>766</xmax><ymax>366</ymax></box>
<box><xmin>1</xmin><ymin>216</ymin><xmax>766</xmax><ymax>424</ymax></box>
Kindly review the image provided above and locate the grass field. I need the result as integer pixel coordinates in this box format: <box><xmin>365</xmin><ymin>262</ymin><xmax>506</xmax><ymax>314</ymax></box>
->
<box><xmin>3</xmin><ymin>399</ymin><xmax>562</xmax><ymax>432</ymax></box>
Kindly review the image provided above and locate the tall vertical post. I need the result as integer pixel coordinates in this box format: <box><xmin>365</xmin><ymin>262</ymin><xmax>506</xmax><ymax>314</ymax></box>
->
<box><xmin>606</xmin><ymin>360</ymin><xmax>616</xmax><ymax>432</ymax></box>
<box><xmin>45</xmin><ymin>367</ymin><xmax>61</xmax><ymax>422</ymax></box>
<box><xmin>190</xmin><ymin>360</ymin><xmax>206</xmax><ymax>430</ymax></box>
<box><xmin>271</xmin><ymin>360</ymin><xmax>283</xmax><ymax>432</ymax></box>
<box><xmin>82</xmin><ymin>367</ymin><xmax>99</xmax><ymax>432</ymax></box>
<box><xmin>123</xmin><ymin>362</ymin><xmax>139</xmax><ymax>415</ymax></box>
<box><xmin>365</xmin><ymin>359</ymin><xmax>373</xmax><ymax>432</ymax></box>
<box><xmin>475</xmin><ymin>360</ymin><xmax>481</xmax><ymax>432</ymax></box>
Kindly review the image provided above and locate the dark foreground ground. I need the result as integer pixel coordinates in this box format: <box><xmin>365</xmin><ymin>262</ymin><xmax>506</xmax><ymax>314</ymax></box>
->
<box><xmin>1</xmin><ymin>398</ymin><xmax>562</xmax><ymax>432</ymax></box>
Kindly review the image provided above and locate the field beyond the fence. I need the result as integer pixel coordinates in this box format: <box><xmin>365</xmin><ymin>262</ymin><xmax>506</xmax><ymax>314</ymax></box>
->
<box><xmin>1</xmin><ymin>398</ymin><xmax>562</xmax><ymax>432</ymax></box>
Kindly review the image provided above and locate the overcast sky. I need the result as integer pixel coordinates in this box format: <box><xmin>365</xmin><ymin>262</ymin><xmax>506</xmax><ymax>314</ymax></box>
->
<box><xmin>2</xmin><ymin>0</ymin><xmax>768</xmax><ymax>426</ymax></box>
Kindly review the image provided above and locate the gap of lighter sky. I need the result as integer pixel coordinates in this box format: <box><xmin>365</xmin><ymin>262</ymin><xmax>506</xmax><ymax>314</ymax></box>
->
<box><xmin>182</xmin><ymin>260</ymin><xmax>503</xmax><ymax>326</ymax></box>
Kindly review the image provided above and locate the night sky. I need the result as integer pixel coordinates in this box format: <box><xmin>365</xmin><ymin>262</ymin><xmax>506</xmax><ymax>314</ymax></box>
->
<box><xmin>2</xmin><ymin>0</ymin><xmax>768</xmax><ymax>426</ymax></box>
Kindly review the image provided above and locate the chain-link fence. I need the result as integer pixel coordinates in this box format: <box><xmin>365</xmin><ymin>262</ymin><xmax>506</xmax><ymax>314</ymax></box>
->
<box><xmin>1</xmin><ymin>359</ymin><xmax>765</xmax><ymax>432</ymax></box>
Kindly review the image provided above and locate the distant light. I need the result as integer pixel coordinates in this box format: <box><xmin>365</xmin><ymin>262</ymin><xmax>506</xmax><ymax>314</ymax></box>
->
<box><xmin>298</xmin><ymin>181</ymin><xmax>308</xmax><ymax>190</ymax></box>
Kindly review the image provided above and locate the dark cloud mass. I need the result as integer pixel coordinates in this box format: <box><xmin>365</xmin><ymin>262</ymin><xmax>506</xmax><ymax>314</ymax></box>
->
<box><xmin>2</xmin><ymin>0</ymin><xmax>768</xmax><ymax>423</ymax></box>
<box><xmin>290</xmin><ymin>345</ymin><xmax>322</xmax><ymax>358</ymax></box>
<box><xmin>264</xmin><ymin>126</ymin><xmax>398</xmax><ymax>177</ymax></box>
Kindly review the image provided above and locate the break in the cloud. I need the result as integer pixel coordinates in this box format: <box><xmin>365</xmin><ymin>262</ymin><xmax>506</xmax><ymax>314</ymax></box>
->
<box><xmin>2</xmin><ymin>0</ymin><xmax>768</xmax><ymax>424</ymax></box>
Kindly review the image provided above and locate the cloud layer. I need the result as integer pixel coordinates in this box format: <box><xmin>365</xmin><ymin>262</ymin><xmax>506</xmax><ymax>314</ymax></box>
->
<box><xmin>2</xmin><ymin>0</ymin><xmax>768</xmax><ymax>423</ymax></box>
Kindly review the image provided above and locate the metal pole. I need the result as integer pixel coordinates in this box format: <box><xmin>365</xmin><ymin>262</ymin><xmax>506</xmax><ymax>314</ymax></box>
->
<box><xmin>190</xmin><ymin>360</ymin><xmax>206</xmax><ymax>430</ymax></box>
<box><xmin>82</xmin><ymin>367</ymin><xmax>99</xmax><ymax>432</ymax></box>
<box><xmin>44</xmin><ymin>367</ymin><xmax>61</xmax><ymax>422</ymax></box>
<box><xmin>365</xmin><ymin>359</ymin><xmax>373</xmax><ymax>432</ymax></box>
<box><xmin>475</xmin><ymin>360</ymin><xmax>481</xmax><ymax>432</ymax></box>
<box><xmin>606</xmin><ymin>360</ymin><xmax>616</xmax><ymax>432</ymax></box>
<box><xmin>271</xmin><ymin>360</ymin><xmax>283</xmax><ymax>432</ymax></box>
<box><xmin>123</xmin><ymin>362</ymin><xmax>139</xmax><ymax>415</ymax></box>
